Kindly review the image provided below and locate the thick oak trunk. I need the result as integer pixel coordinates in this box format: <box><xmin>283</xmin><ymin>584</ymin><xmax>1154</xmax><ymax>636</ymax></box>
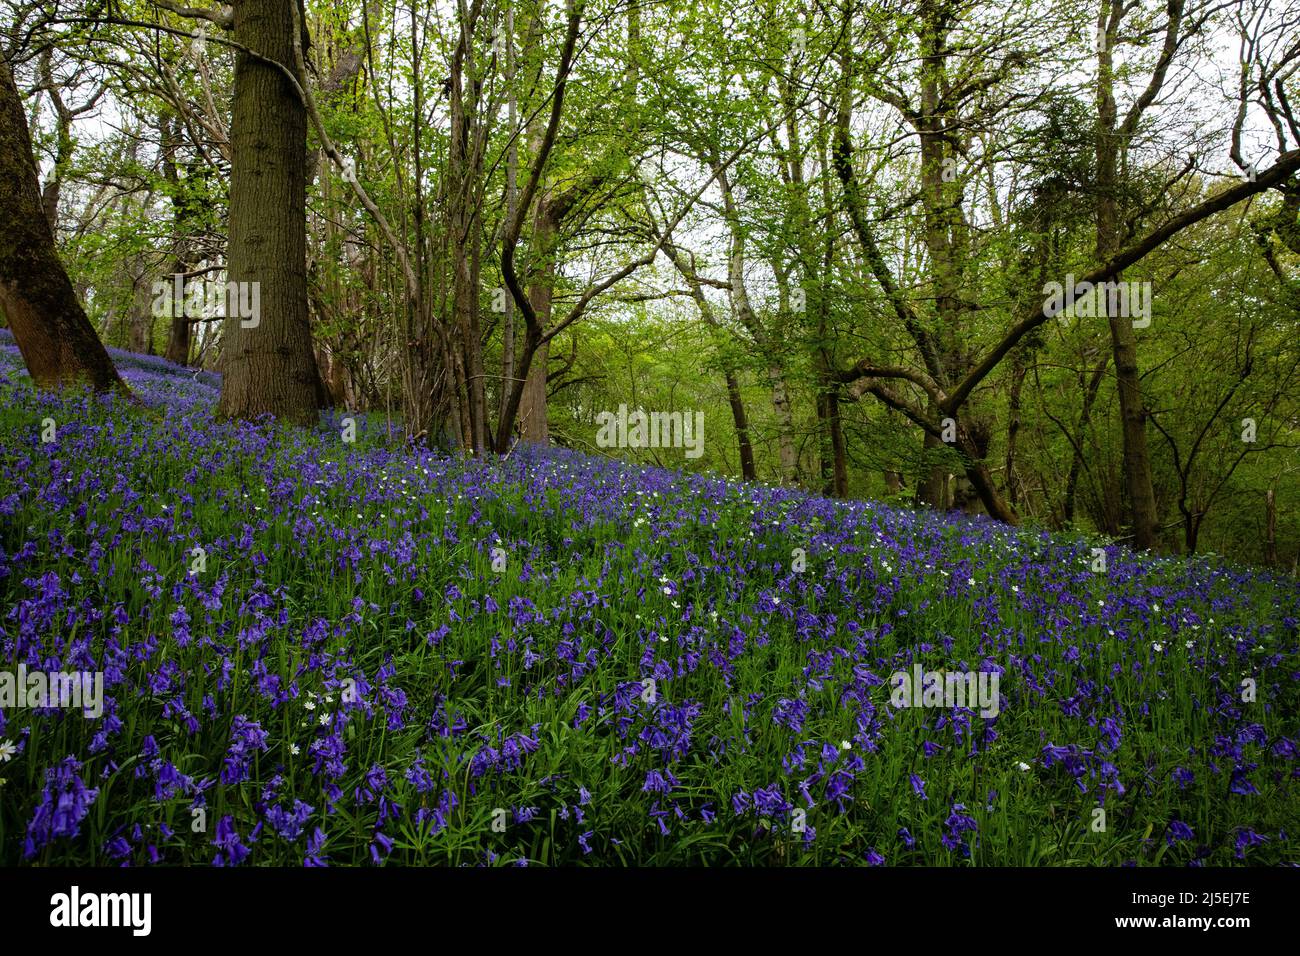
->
<box><xmin>217</xmin><ymin>0</ymin><xmax>321</xmax><ymax>426</ymax></box>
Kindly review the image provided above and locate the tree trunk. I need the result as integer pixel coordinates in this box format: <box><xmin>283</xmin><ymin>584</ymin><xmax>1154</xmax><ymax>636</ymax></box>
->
<box><xmin>955</xmin><ymin>420</ymin><xmax>1012</xmax><ymax>520</ymax></box>
<box><xmin>663</xmin><ymin>240</ymin><xmax>754</xmax><ymax>481</ymax></box>
<box><xmin>1097</xmin><ymin>1</ymin><xmax>1160</xmax><ymax>550</ymax></box>
<box><xmin>1106</xmin><ymin>312</ymin><xmax>1159</xmax><ymax>549</ymax></box>
<box><xmin>498</xmin><ymin>3</ymin><xmax>519</xmax><ymax>447</ymax></box>
<box><xmin>826</xmin><ymin>389</ymin><xmax>848</xmax><ymax>496</ymax></box>
<box><xmin>163</xmin><ymin>264</ymin><xmax>193</xmax><ymax>365</ymax></box>
<box><xmin>1264</xmin><ymin>489</ymin><xmax>1277</xmax><ymax>567</ymax></box>
<box><xmin>964</xmin><ymin>456</ymin><xmax>1015</xmax><ymax>523</ymax></box>
<box><xmin>769</xmin><ymin>364</ymin><xmax>797</xmax><ymax>483</ymax></box>
<box><xmin>161</xmin><ymin>116</ymin><xmax>194</xmax><ymax>366</ymax></box>
<box><xmin>520</xmin><ymin>205</ymin><xmax>556</xmax><ymax>445</ymax></box>
<box><xmin>815</xmin><ymin>383</ymin><xmax>848</xmax><ymax>497</ymax></box>
<box><xmin>914</xmin><ymin>0</ymin><xmax>967</xmax><ymax>509</ymax></box>
<box><xmin>918</xmin><ymin>429</ymin><xmax>949</xmax><ymax>509</ymax></box>
<box><xmin>448</xmin><ymin>3</ymin><xmax>489</xmax><ymax>454</ymax></box>
<box><xmin>0</xmin><ymin>54</ymin><xmax>123</xmax><ymax>392</ymax></box>
<box><xmin>724</xmin><ymin>369</ymin><xmax>756</xmax><ymax>480</ymax></box>
<box><xmin>37</xmin><ymin>49</ymin><xmax>73</xmax><ymax>231</ymax></box>
<box><xmin>217</xmin><ymin>0</ymin><xmax>321</xmax><ymax>426</ymax></box>
<box><xmin>1006</xmin><ymin>345</ymin><xmax>1029</xmax><ymax>506</ymax></box>
<box><xmin>817</xmin><ymin>390</ymin><xmax>834</xmax><ymax>493</ymax></box>
<box><xmin>520</xmin><ymin>337</ymin><xmax>550</xmax><ymax>443</ymax></box>
<box><xmin>312</xmin><ymin>344</ymin><xmax>347</xmax><ymax>407</ymax></box>
<box><xmin>128</xmin><ymin>273</ymin><xmax>153</xmax><ymax>354</ymax></box>
<box><xmin>494</xmin><ymin>0</ymin><xmax>584</xmax><ymax>452</ymax></box>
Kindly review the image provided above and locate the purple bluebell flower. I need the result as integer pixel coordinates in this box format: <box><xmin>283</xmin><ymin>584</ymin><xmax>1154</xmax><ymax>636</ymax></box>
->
<box><xmin>910</xmin><ymin>774</ymin><xmax>928</xmax><ymax>800</ymax></box>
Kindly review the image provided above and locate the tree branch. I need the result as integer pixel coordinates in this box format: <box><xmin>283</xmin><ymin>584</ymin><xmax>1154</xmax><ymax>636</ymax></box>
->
<box><xmin>944</xmin><ymin>148</ymin><xmax>1300</xmax><ymax>414</ymax></box>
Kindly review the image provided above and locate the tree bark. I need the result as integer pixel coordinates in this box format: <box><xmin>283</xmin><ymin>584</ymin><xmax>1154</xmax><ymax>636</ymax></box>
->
<box><xmin>1005</xmin><ymin>344</ymin><xmax>1030</xmax><ymax>506</ymax></box>
<box><xmin>217</xmin><ymin>0</ymin><xmax>321</xmax><ymax>426</ymax></box>
<box><xmin>162</xmin><ymin>269</ymin><xmax>193</xmax><ymax>365</ymax></box>
<box><xmin>161</xmin><ymin>114</ymin><xmax>196</xmax><ymax>365</ymax></box>
<box><xmin>128</xmin><ymin>272</ymin><xmax>153</xmax><ymax>354</ymax></box>
<box><xmin>914</xmin><ymin>0</ymin><xmax>971</xmax><ymax>508</ymax></box>
<box><xmin>447</xmin><ymin>0</ymin><xmax>489</xmax><ymax>453</ymax></box>
<box><xmin>918</xmin><ymin>429</ymin><xmax>949</xmax><ymax>509</ymax></box>
<box><xmin>1095</xmin><ymin>0</ymin><xmax>1162</xmax><ymax>550</ymax></box>
<box><xmin>1106</xmin><ymin>313</ymin><xmax>1159</xmax><ymax>549</ymax></box>
<box><xmin>819</xmin><ymin>387</ymin><xmax>848</xmax><ymax>496</ymax></box>
<box><xmin>162</xmin><ymin>275</ymin><xmax>193</xmax><ymax>366</ymax></box>
<box><xmin>497</xmin><ymin>2</ymin><xmax>519</xmax><ymax>446</ymax></box>
<box><xmin>0</xmin><ymin>54</ymin><xmax>123</xmax><ymax>392</ymax></box>
<box><xmin>725</xmin><ymin>369</ymin><xmax>757</xmax><ymax>481</ymax></box>
<box><xmin>520</xmin><ymin>202</ymin><xmax>556</xmax><ymax>445</ymax></box>
<box><xmin>496</xmin><ymin>0</ymin><xmax>583</xmax><ymax>451</ymax></box>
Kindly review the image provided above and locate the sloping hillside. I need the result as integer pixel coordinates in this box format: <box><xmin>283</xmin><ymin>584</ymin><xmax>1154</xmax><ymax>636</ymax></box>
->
<box><xmin>1</xmin><ymin>336</ymin><xmax>1297</xmax><ymax>865</ymax></box>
